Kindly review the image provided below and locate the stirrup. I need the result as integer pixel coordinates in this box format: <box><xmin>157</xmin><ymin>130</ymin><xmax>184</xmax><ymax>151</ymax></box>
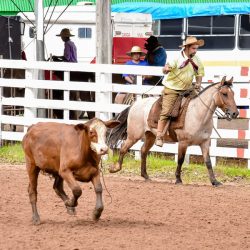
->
<box><xmin>155</xmin><ymin>136</ymin><xmax>163</xmax><ymax>147</ymax></box>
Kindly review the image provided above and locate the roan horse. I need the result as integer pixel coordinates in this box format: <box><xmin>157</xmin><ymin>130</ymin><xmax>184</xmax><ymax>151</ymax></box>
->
<box><xmin>109</xmin><ymin>77</ymin><xmax>239</xmax><ymax>186</ymax></box>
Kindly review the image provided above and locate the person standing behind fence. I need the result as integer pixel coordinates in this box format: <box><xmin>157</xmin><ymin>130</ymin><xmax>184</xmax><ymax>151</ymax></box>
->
<box><xmin>51</xmin><ymin>28</ymin><xmax>77</xmax><ymax>119</ymax></box>
<box><xmin>144</xmin><ymin>36</ymin><xmax>167</xmax><ymax>67</ymax></box>
<box><xmin>122</xmin><ymin>45</ymin><xmax>149</xmax><ymax>85</ymax></box>
<box><xmin>114</xmin><ymin>46</ymin><xmax>149</xmax><ymax>105</ymax></box>
<box><xmin>144</xmin><ymin>36</ymin><xmax>167</xmax><ymax>85</ymax></box>
<box><xmin>52</xmin><ymin>28</ymin><xmax>77</xmax><ymax>63</ymax></box>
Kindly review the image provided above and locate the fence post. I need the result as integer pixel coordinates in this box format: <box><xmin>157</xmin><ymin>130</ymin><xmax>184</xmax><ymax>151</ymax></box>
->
<box><xmin>63</xmin><ymin>71</ymin><xmax>70</xmax><ymax>121</ymax></box>
<box><xmin>0</xmin><ymin>55</ymin><xmax>2</xmax><ymax>146</ymax></box>
<box><xmin>24</xmin><ymin>69</ymin><xmax>36</xmax><ymax>133</ymax></box>
<box><xmin>95</xmin><ymin>70</ymin><xmax>112</xmax><ymax>120</ymax></box>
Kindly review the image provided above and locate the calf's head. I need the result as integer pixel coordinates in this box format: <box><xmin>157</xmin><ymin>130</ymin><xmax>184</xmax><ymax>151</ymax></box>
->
<box><xmin>87</xmin><ymin>118</ymin><xmax>120</xmax><ymax>155</ymax></box>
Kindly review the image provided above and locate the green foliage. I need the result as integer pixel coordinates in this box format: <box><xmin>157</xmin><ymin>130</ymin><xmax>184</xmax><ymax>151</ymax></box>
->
<box><xmin>105</xmin><ymin>152</ymin><xmax>250</xmax><ymax>184</ymax></box>
<box><xmin>0</xmin><ymin>143</ymin><xmax>25</xmax><ymax>164</ymax></box>
<box><xmin>0</xmin><ymin>144</ymin><xmax>249</xmax><ymax>184</ymax></box>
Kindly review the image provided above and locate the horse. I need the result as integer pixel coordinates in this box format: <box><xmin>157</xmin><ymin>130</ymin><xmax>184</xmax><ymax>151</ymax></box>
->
<box><xmin>108</xmin><ymin>76</ymin><xmax>239</xmax><ymax>186</ymax></box>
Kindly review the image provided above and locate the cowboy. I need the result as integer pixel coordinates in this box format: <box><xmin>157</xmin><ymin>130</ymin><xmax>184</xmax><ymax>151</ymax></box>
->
<box><xmin>52</xmin><ymin>28</ymin><xmax>77</xmax><ymax>62</ymax></box>
<box><xmin>122</xmin><ymin>45</ymin><xmax>149</xmax><ymax>85</ymax></box>
<box><xmin>144</xmin><ymin>35</ymin><xmax>167</xmax><ymax>67</ymax></box>
<box><xmin>155</xmin><ymin>36</ymin><xmax>205</xmax><ymax>147</ymax></box>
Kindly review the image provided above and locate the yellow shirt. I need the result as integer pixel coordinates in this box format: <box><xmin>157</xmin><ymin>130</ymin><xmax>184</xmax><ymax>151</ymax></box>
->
<box><xmin>162</xmin><ymin>51</ymin><xmax>204</xmax><ymax>90</ymax></box>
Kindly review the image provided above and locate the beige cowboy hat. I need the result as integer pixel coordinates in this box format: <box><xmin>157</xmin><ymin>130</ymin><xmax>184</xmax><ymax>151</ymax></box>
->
<box><xmin>126</xmin><ymin>46</ymin><xmax>146</xmax><ymax>56</ymax></box>
<box><xmin>179</xmin><ymin>36</ymin><xmax>204</xmax><ymax>48</ymax></box>
<box><xmin>56</xmin><ymin>28</ymin><xmax>75</xmax><ymax>37</ymax></box>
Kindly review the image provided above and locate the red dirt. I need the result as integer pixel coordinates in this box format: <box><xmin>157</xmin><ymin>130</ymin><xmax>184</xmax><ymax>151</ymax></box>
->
<box><xmin>1</xmin><ymin>164</ymin><xmax>250</xmax><ymax>250</ymax></box>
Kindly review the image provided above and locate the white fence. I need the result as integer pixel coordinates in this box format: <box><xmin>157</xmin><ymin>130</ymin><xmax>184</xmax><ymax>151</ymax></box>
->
<box><xmin>0</xmin><ymin>59</ymin><xmax>249</xmax><ymax>168</ymax></box>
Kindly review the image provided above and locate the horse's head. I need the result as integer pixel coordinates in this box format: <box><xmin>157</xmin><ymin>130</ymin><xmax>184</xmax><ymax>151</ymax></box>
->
<box><xmin>214</xmin><ymin>76</ymin><xmax>239</xmax><ymax>120</ymax></box>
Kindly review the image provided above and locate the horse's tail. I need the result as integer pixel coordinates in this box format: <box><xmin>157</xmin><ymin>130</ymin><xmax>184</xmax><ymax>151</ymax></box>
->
<box><xmin>107</xmin><ymin>106</ymin><xmax>130</xmax><ymax>149</ymax></box>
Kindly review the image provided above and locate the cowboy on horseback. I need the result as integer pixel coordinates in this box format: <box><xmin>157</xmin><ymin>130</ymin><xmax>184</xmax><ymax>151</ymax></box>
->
<box><xmin>155</xmin><ymin>36</ymin><xmax>205</xmax><ymax>147</ymax></box>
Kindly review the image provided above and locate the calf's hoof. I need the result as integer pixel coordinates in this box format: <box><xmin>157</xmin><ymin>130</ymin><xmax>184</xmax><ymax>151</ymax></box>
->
<box><xmin>92</xmin><ymin>207</ymin><xmax>104</xmax><ymax>221</ymax></box>
<box><xmin>32</xmin><ymin>216</ymin><xmax>41</xmax><ymax>225</ymax></box>
<box><xmin>66</xmin><ymin>206</ymin><xmax>76</xmax><ymax>215</ymax></box>
<box><xmin>65</xmin><ymin>199</ymin><xmax>78</xmax><ymax>208</ymax></box>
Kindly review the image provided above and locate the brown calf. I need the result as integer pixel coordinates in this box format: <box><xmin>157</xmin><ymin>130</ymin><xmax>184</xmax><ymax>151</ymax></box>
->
<box><xmin>22</xmin><ymin>118</ymin><xmax>120</xmax><ymax>225</ymax></box>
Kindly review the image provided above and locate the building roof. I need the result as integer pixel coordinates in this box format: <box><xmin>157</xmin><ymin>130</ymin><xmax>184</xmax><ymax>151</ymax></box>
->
<box><xmin>1</xmin><ymin>0</ymin><xmax>250</xmax><ymax>19</ymax></box>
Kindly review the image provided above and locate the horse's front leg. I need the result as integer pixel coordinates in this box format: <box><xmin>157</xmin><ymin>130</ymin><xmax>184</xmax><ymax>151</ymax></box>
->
<box><xmin>109</xmin><ymin>137</ymin><xmax>138</xmax><ymax>173</ymax></box>
<box><xmin>175</xmin><ymin>142</ymin><xmax>188</xmax><ymax>184</ymax></box>
<box><xmin>200</xmin><ymin>141</ymin><xmax>222</xmax><ymax>186</ymax></box>
<box><xmin>91</xmin><ymin>172</ymin><xmax>104</xmax><ymax>221</ymax></box>
<box><xmin>141</xmin><ymin>132</ymin><xmax>155</xmax><ymax>180</ymax></box>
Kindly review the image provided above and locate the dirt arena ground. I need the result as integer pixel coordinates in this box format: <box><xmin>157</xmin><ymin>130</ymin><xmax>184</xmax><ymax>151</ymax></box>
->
<box><xmin>1</xmin><ymin>164</ymin><xmax>250</xmax><ymax>250</ymax></box>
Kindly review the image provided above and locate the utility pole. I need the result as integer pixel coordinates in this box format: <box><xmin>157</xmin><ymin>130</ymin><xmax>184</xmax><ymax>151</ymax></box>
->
<box><xmin>35</xmin><ymin>0</ymin><xmax>45</xmax><ymax>117</ymax></box>
<box><xmin>96</xmin><ymin>0</ymin><xmax>112</xmax><ymax>120</ymax></box>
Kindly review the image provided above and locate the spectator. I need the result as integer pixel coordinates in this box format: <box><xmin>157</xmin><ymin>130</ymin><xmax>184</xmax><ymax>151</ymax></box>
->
<box><xmin>144</xmin><ymin>36</ymin><xmax>167</xmax><ymax>85</ymax></box>
<box><xmin>52</xmin><ymin>28</ymin><xmax>77</xmax><ymax>63</ymax></box>
<box><xmin>144</xmin><ymin>35</ymin><xmax>166</xmax><ymax>67</ymax></box>
<box><xmin>122</xmin><ymin>45</ymin><xmax>149</xmax><ymax>85</ymax></box>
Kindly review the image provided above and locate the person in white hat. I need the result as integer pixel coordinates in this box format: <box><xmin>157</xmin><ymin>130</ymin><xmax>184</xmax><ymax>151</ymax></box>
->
<box><xmin>155</xmin><ymin>36</ymin><xmax>205</xmax><ymax>147</ymax></box>
<box><xmin>52</xmin><ymin>28</ymin><xmax>77</xmax><ymax>63</ymax></box>
<box><xmin>122</xmin><ymin>46</ymin><xmax>149</xmax><ymax>85</ymax></box>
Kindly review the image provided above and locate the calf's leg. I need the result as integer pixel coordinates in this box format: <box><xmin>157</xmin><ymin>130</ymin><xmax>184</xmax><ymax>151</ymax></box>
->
<box><xmin>27</xmin><ymin>163</ymin><xmax>40</xmax><ymax>225</ymax></box>
<box><xmin>91</xmin><ymin>173</ymin><xmax>103</xmax><ymax>221</ymax></box>
<box><xmin>59</xmin><ymin>167</ymin><xmax>82</xmax><ymax>207</ymax></box>
<box><xmin>200</xmin><ymin>141</ymin><xmax>222</xmax><ymax>186</ymax></box>
<box><xmin>53</xmin><ymin>175</ymin><xmax>76</xmax><ymax>215</ymax></box>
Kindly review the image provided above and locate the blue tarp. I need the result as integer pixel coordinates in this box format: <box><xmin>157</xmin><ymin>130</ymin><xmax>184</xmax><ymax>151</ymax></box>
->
<box><xmin>111</xmin><ymin>2</ymin><xmax>250</xmax><ymax>20</ymax></box>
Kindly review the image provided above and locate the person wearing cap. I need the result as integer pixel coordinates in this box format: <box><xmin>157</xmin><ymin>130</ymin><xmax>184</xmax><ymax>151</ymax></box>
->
<box><xmin>155</xmin><ymin>36</ymin><xmax>205</xmax><ymax>147</ymax></box>
<box><xmin>144</xmin><ymin>35</ymin><xmax>167</xmax><ymax>67</ymax></box>
<box><xmin>52</xmin><ymin>28</ymin><xmax>77</xmax><ymax>63</ymax></box>
<box><xmin>122</xmin><ymin>45</ymin><xmax>149</xmax><ymax>85</ymax></box>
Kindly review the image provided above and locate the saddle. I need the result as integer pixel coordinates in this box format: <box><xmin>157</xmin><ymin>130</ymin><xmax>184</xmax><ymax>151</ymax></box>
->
<box><xmin>147</xmin><ymin>90</ymin><xmax>194</xmax><ymax>131</ymax></box>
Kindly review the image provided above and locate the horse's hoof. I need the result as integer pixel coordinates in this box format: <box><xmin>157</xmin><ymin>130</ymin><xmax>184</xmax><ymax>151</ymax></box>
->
<box><xmin>212</xmin><ymin>181</ymin><xmax>222</xmax><ymax>187</ymax></box>
<box><xmin>175</xmin><ymin>180</ymin><xmax>183</xmax><ymax>185</ymax></box>
<box><xmin>109</xmin><ymin>164</ymin><xmax>121</xmax><ymax>173</ymax></box>
<box><xmin>92</xmin><ymin>207</ymin><xmax>104</xmax><ymax>221</ymax></box>
<box><xmin>141</xmin><ymin>173</ymin><xmax>150</xmax><ymax>180</ymax></box>
<box><xmin>66</xmin><ymin>206</ymin><xmax>76</xmax><ymax>215</ymax></box>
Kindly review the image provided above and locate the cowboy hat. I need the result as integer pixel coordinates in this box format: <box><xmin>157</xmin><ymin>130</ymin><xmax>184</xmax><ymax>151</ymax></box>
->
<box><xmin>126</xmin><ymin>46</ymin><xmax>146</xmax><ymax>56</ymax></box>
<box><xmin>56</xmin><ymin>28</ymin><xmax>74</xmax><ymax>37</ymax></box>
<box><xmin>145</xmin><ymin>35</ymin><xmax>158</xmax><ymax>45</ymax></box>
<box><xmin>179</xmin><ymin>36</ymin><xmax>204</xmax><ymax>48</ymax></box>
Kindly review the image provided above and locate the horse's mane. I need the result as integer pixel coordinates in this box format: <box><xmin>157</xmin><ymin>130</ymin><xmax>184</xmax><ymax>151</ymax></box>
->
<box><xmin>192</xmin><ymin>80</ymin><xmax>232</xmax><ymax>99</ymax></box>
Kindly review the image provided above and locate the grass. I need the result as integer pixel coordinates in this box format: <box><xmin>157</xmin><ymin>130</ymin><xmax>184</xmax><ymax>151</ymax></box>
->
<box><xmin>1</xmin><ymin>143</ymin><xmax>250</xmax><ymax>184</ymax></box>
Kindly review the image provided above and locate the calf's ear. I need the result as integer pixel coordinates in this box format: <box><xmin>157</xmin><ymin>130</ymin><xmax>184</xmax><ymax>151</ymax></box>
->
<box><xmin>74</xmin><ymin>123</ymin><xmax>89</xmax><ymax>131</ymax></box>
<box><xmin>104</xmin><ymin>119</ymin><xmax>120</xmax><ymax>128</ymax></box>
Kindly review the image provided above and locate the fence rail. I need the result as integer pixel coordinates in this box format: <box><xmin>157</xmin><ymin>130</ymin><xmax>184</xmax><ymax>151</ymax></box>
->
<box><xmin>0</xmin><ymin>59</ymin><xmax>249</xmax><ymax>168</ymax></box>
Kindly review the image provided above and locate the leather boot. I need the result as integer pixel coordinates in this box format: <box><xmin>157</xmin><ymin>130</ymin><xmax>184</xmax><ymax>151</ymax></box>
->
<box><xmin>155</xmin><ymin>120</ymin><xmax>166</xmax><ymax>147</ymax></box>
